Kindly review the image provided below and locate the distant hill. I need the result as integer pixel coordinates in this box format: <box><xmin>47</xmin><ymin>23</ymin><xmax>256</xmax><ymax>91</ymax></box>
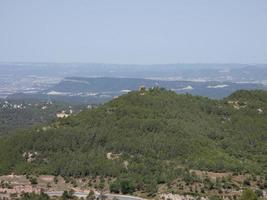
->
<box><xmin>0</xmin><ymin>99</ymin><xmax>85</xmax><ymax>135</ymax></box>
<box><xmin>8</xmin><ymin>77</ymin><xmax>267</xmax><ymax>104</ymax></box>
<box><xmin>1</xmin><ymin>63</ymin><xmax>267</xmax><ymax>82</ymax></box>
<box><xmin>2</xmin><ymin>63</ymin><xmax>267</xmax><ymax>101</ymax></box>
<box><xmin>0</xmin><ymin>89</ymin><xmax>266</xmax><ymax>192</ymax></box>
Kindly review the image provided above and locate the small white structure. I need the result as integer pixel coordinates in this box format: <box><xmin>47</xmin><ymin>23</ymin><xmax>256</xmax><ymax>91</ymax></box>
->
<box><xmin>56</xmin><ymin>111</ymin><xmax>70</xmax><ymax>118</ymax></box>
<box><xmin>257</xmin><ymin>108</ymin><xmax>263</xmax><ymax>114</ymax></box>
<box><xmin>41</xmin><ymin>106</ymin><xmax>47</xmax><ymax>110</ymax></box>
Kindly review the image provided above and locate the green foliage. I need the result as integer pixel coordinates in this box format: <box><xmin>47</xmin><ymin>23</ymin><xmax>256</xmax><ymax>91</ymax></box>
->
<box><xmin>0</xmin><ymin>99</ymin><xmax>84</xmax><ymax>135</ymax></box>
<box><xmin>86</xmin><ymin>190</ymin><xmax>95</xmax><ymax>200</ymax></box>
<box><xmin>120</xmin><ymin>179</ymin><xmax>135</xmax><ymax>194</ymax></box>
<box><xmin>239</xmin><ymin>189</ymin><xmax>258</xmax><ymax>200</ymax></box>
<box><xmin>29</xmin><ymin>176</ymin><xmax>38</xmax><ymax>185</ymax></box>
<box><xmin>145</xmin><ymin>180</ymin><xmax>158</xmax><ymax>196</ymax></box>
<box><xmin>0</xmin><ymin>89</ymin><xmax>267</xmax><ymax>194</ymax></box>
<box><xmin>20</xmin><ymin>192</ymin><xmax>50</xmax><ymax>200</ymax></box>
<box><xmin>110</xmin><ymin>180</ymin><xmax>120</xmax><ymax>193</ymax></box>
<box><xmin>209</xmin><ymin>195</ymin><xmax>222</xmax><ymax>200</ymax></box>
<box><xmin>243</xmin><ymin>178</ymin><xmax>251</xmax><ymax>186</ymax></box>
<box><xmin>98</xmin><ymin>177</ymin><xmax>105</xmax><ymax>190</ymax></box>
<box><xmin>54</xmin><ymin>176</ymin><xmax>59</xmax><ymax>184</ymax></box>
<box><xmin>254</xmin><ymin>189</ymin><xmax>263</xmax><ymax>198</ymax></box>
<box><xmin>61</xmin><ymin>190</ymin><xmax>75</xmax><ymax>200</ymax></box>
<box><xmin>0</xmin><ymin>180</ymin><xmax>12</xmax><ymax>189</ymax></box>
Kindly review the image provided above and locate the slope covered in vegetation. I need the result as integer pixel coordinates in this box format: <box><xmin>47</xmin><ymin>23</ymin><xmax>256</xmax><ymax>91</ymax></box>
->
<box><xmin>0</xmin><ymin>99</ymin><xmax>85</xmax><ymax>135</ymax></box>
<box><xmin>0</xmin><ymin>88</ymin><xmax>266</xmax><ymax>193</ymax></box>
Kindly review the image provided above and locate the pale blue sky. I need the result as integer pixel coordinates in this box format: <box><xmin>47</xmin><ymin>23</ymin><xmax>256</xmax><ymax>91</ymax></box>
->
<box><xmin>0</xmin><ymin>0</ymin><xmax>267</xmax><ymax>64</ymax></box>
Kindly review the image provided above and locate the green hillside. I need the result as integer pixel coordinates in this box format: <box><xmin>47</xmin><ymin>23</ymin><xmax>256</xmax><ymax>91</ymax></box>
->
<box><xmin>0</xmin><ymin>88</ymin><xmax>266</xmax><ymax>193</ymax></box>
<box><xmin>0</xmin><ymin>99</ymin><xmax>85</xmax><ymax>135</ymax></box>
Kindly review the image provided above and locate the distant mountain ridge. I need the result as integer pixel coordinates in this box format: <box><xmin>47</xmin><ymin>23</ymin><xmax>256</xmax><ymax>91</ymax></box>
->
<box><xmin>8</xmin><ymin>77</ymin><xmax>267</xmax><ymax>104</ymax></box>
<box><xmin>1</xmin><ymin>63</ymin><xmax>267</xmax><ymax>100</ymax></box>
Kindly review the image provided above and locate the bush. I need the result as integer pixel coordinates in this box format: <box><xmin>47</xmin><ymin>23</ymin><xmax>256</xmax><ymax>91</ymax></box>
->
<box><xmin>243</xmin><ymin>178</ymin><xmax>251</xmax><ymax>186</ymax></box>
<box><xmin>120</xmin><ymin>179</ymin><xmax>135</xmax><ymax>194</ymax></box>
<box><xmin>110</xmin><ymin>180</ymin><xmax>120</xmax><ymax>193</ymax></box>
<box><xmin>254</xmin><ymin>189</ymin><xmax>263</xmax><ymax>198</ymax></box>
<box><xmin>61</xmin><ymin>190</ymin><xmax>74</xmax><ymax>200</ymax></box>
<box><xmin>239</xmin><ymin>189</ymin><xmax>258</xmax><ymax>200</ymax></box>
<box><xmin>54</xmin><ymin>176</ymin><xmax>59</xmax><ymax>184</ymax></box>
<box><xmin>20</xmin><ymin>192</ymin><xmax>50</xmax><ymax>200</ymax></box>
<box><xmin>86</xmin><ymin>190</ymin><xmax>95</xmax><ymax>200</ymax></box>
<box><xmin>29</xmin><ymin>177</ymin><xmax>38</xmax><ymax>185</ymax></box>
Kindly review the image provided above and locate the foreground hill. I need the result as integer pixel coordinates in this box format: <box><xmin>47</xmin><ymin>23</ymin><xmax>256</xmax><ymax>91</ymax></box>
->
<box><xmin>0</xmin><ymin>88</ymin><xmax>266</xmax><ymax>194</ymax></box>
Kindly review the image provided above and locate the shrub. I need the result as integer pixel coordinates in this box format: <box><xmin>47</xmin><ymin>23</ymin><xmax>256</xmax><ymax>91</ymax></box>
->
<box><xmin>120</xmin><ymin>179</ymin><xmax>135</xmax><ymax>194</ymax></box>
<box><xmin>29</xmin><ymin>177</ymin><xmax>38</xmax><ymax>185</ymax></box>
<box><xmin>110</xmin><ymin>180</ymin><xmax>120</xmax><ymax>193</ymax></box>
<box><xmin>239</xmin><ymin>189</ymin><xmax>258</xmax><ymax>200</ymax></box>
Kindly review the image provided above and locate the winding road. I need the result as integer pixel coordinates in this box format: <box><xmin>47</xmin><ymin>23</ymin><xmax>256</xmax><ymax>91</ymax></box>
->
<box><xmin>46</xmin><ymin>191</ymin><xmax>143</xmax><ymax>200</ymax></box>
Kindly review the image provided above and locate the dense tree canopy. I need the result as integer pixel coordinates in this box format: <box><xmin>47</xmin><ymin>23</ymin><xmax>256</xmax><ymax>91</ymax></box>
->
<box><xmin>0</xmin><ymin>88</ymin><xmax>266</xmax><ymax>192</ymax></box>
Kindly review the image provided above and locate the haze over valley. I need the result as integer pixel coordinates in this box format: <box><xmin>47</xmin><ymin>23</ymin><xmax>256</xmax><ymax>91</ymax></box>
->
<box><xmin>1</xmin><ymin>63</ymin><xmax>267</xmax><ymax>103</ymax></box>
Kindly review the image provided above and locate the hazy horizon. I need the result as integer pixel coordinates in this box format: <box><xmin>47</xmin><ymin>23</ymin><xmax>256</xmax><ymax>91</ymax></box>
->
<box><xmin>1</xmin><ymin>0</ymin><xmax>267</xmax><ymax>64</ymax></box>
<box><xmin>1</xmin><ymin>61</ymin><xmax>267</xmax><ymax>65</ymax></box>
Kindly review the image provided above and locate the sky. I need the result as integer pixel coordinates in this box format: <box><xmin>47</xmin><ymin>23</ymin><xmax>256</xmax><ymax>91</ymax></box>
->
<box><xmin>0</xmin><ymin>0</ymin><xmax>267</xmax><ymax>64</ymax></box>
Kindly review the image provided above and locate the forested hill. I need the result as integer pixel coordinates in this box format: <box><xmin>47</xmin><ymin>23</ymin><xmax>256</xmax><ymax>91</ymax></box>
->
<box><xmin>0</xmin><ymin>99</ymin><xmax>85</xmax><ymax>135</ymax></box>
<box><xmin>0</xmin><ymin>88</ymin><xmax>266</xmax><ymax>188</ymax></box>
